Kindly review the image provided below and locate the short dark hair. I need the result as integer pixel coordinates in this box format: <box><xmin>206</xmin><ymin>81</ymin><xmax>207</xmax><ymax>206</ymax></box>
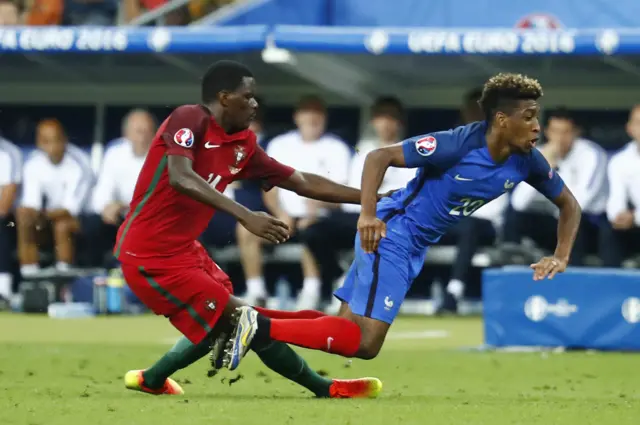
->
<box><xmin>370</xmin><ymin>96</ymin><xmax>405</xmax><ymax>123</ymax></box>
<box><xmin>295</xmin><ymin>95</ymin><xmax>326</xmax><ymax>113</ymax></box>
<box><xmin>479</xmin><ymin>73</ymin><xmax>543</xmax><ymax>122</ymax></box>
<box><xmin>546</xmin><ymin>107</ymin><xmax>575</xmax><ymax>126</ymax></box>
<box><xmin>201</xmin><ymin>60</ymin><xmax>253</xmax><ymax>104</ymax></box>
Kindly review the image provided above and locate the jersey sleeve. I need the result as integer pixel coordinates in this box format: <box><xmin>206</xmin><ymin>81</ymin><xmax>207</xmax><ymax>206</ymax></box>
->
<box><xmin>525</xmin><ymin>148</ymin><xmax>565</xmax><ymax>201</ymax></box>
<box><xmin>160</xmin><ymin>105</ymin><xmax>209</xmax><ymax>160</ymax></box>
<box><xmin>401</xmin><ymin>131</ymin><xmax>462</xmax><ymax>169</ymax></box>
<box><xmin>237</xmin><ymin>145</ymin><xmax>295</xmax><ymax>191</ymax></box>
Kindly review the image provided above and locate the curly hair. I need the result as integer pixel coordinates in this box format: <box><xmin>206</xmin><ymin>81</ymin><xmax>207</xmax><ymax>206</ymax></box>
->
<box><xmin>479</xmin><ymin>73</ymin><xmax>543</xmax><ymax>122</ymax></box>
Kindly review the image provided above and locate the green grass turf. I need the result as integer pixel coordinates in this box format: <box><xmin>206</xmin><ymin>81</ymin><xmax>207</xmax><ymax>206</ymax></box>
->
<box><xmin>1</xmin><ymin>313</ymin><xmax>639</xmax><ymax>425</ymax></box>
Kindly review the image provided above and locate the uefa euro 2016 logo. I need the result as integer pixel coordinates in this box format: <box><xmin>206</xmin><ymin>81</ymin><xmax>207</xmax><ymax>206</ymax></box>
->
<box><xmin>621</xmin><ymin>297</ymin><xmax>640</xmax><ymax>324</ymax></box>
<box><xmin>524</xmin><ymin>295</ymin><xmax>578</xmax><ymax>322</ymax></box>
<box><xmin>415</xmin><ymin>136</ymin><xmax>437</xmax><ymax>157</ymax></box>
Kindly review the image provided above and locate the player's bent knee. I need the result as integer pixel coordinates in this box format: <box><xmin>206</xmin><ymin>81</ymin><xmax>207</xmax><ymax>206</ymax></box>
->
<box><xmin>16</xmin><ymin>207</ymin><xmax>37</xmax><ymax>227</ymax></box>
<box><xmin>356</xmin><ymin>339</ymin><xmax>383</xmax><ymax>360</ymax></box>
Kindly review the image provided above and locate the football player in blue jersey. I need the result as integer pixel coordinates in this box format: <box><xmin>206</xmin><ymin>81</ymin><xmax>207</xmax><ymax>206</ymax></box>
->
<box><xmin>222</xmin><ymin>73</ymin><xmax>582</xmax><ymax>369</ymax></box>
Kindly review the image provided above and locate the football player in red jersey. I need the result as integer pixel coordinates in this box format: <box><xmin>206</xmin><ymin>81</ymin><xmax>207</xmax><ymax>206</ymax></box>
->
<box><xmin>121</xmin><ymin>60</ymin><xmax>381</xmax><ymax>399</ymax></box>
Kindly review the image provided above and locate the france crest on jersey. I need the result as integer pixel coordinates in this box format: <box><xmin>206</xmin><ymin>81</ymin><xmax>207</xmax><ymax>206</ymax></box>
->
<box><xmin>334</xmin><ymin>121</ymin><xmax>565</xmax><ymax>323</ymax></box>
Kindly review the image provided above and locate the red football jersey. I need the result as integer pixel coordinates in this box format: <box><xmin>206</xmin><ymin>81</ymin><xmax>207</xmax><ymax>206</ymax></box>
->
<box><xmin>114</xmin><ymin>104</ymin><xmax>295</xmax><ymax>268</ymax></box>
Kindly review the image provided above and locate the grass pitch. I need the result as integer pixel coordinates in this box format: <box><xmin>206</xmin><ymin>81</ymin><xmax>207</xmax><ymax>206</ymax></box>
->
<box><xmin>1</xmin><ymin>313</ymin><xmax>638</xmax><ymax>425</ymax></box>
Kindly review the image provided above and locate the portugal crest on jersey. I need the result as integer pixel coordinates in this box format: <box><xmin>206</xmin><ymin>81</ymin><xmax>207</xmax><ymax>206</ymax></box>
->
<box><xmin>415</xmin><ymin>136</ymin><xmax>437</xmax><ymax>157</ymax></box>
<box><xmin>229</xmin><ymin>145</ymin><xmax>247</xmax><ymax>175</ymax></box>
<box><xmin>234</xmin><ymin>145</ymin><xmax>246</xmax><ymax>165</ymax></box>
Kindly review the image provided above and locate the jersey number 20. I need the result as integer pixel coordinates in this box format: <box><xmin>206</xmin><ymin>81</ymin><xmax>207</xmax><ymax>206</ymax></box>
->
<box><xmin>449</xmin><ymin>197</ymin><xmax>485</xmax><ymax>217</ymax></box>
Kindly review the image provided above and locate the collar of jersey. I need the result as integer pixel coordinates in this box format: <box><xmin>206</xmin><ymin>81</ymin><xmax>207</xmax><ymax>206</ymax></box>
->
<box><xmin>209</xmin><ymin>116</ymin><xmax>251</xmax><ymax>143</ymax></box>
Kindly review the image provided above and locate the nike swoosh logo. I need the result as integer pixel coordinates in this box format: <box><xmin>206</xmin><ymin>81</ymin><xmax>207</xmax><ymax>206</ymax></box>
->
<box><xmin>205</xmin><ymin>142</ymin><xmax>221</xmax><ymax>149</ymax></box>
<box><xmin>454</xmin><ymin>174</ymin><xmax>474</xmax><ymax>181</ymax></box>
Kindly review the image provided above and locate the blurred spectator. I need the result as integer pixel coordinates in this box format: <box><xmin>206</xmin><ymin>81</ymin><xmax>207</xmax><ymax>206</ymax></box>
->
<box><xmin>23</xmin><ymin>0</ymin><xmax>63</xmax><ymax>25</ymax></box>
<box><xmin>17</xmin><ymin>119</ymin><xmax>93</xmax><ymax>275</ymax></box>
<box><xmin>506</xmin><ymin>108</ymin><xmax>609</xmax><ymax>265</ymax></box>
<box><xmin>63</xmin><ymin>0</ymin><xmax>117</xmax><ymax>25</ymax></box>
<box><xmin>236</xmin><ymin>96</ymin><xmax>351</xmax><ymax>309</ymax></box>
<box><xmin>304</xmin><ymin>96</ymin><xmax>414</xmax><ymax>304</ymax></box>
<box><xmin>188</xmin><ymin>0</ymin><xmax>234</xmax><ymax>20</ymax></box>
<box><xmin>124</xmin><ymin>0</ymin><xmax>187</xmax><ymax>25</ymax></box>
<box><xmin>438</xmin><ymin>88</ymin><xmax>508</xmax><ymax>313</ymax></box>
<box><xmin>0</xmin><ymin>0</ymin><xmax>19</xmax><ymax>25</ymax></box>
<box><xmin>601</xmin><ymin>105</ymin><xmax>640</xmax><ymax>266</ymax></box>
<box><xmin>459</xmin><ymin>87</ymin><xmax>484</xmax><ymax>126</ymax></box>
<box><xmin>84</xmin><ymin>109</ymin><xmax>155</xmax><ymax>267</ymax></box>
<box><xmin>0</xmin><ymin>137</ymin><xmax>22</xmax><ymax>304</ymax></box>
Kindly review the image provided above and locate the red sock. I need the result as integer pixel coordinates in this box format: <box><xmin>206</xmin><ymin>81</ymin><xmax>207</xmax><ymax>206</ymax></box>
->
<box><xmin>268</xmin><ymin>316</ymin><xmax>361</xmax><ymax>357</ymax></box>
<box><xmin>254</xmin><ymin>307</ymin><xmax>327</xmax><ymax>320</ymax></box>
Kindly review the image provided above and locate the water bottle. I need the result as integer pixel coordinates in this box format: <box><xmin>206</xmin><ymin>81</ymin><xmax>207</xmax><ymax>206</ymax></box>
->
<box><xmin>93</xmin><ymin>274</ymin><xmax>108</xmax><ymax>314</ymax></box>
<box><xmin>48</xmin><ymin>302</ymin><xmax>95</xmax><ymax>319</ymax></box>
<box><xmin>275</xmin><ymin>277</ymin><xmax>291</xmax><ymax>311</ymax></box>
<box><xmin>106</xmin><ymin>268</ymin><xmax>125</xmax><ymax>315</ymax></box>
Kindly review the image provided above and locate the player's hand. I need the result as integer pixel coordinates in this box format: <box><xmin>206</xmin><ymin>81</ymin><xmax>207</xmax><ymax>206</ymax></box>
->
<box><xmin>276</xmin><ymin>213</ymin><xmax>296</xmax><ymax>237</ymax></box>
<box><xmin>357</xmin><ymin>214</ymin><xmax>386</xmax><ymax>253</ymax></box>
<box><xmin>613</xmin><ymin>210</ymin><xmax>635</xmax><ymax>230</ymax></box>
<box><xmin>530</xmin><ymin>256</ymin><xmax>567</xmax><ymax>281</ymax></box>
<box><xmin>241</xmin><ymin>211</ymin><xmax>290</xmax><ymax>244</ymax></box>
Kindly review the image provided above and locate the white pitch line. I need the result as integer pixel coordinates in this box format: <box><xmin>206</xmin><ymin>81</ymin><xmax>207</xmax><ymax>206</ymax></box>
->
<box><xmin>387</xmin><ymin>330</ymin><xmax>450</xmax><ymax>340</ymax></box>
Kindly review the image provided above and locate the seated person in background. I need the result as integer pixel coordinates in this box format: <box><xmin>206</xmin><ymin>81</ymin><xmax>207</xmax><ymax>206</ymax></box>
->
<box><xmin>505</xmin><ymin>108</ymin><xmax>608</xmax><ymax>265</ymax></box>
<box><xmin>23</xmin><ymin>0</ymin><xmax>63</xmax><ymax>25</ymax></box>
<box><xmin>601</xmin><ymin>105</ymin><xmax>640</xmax><ymax>267</ymax></box>
<box><xmin>86</xmin><ymin>109</ymin><xmax>156</xmax><ymax>267</ymax></box>
<box><xmin>303</xmin><ymin>96</ymin><xmax>415</xmax><ymax>303</ymax></box>
<box><xmin>0</xmin><ymin>137</ymin><xmax>22</xmax><ymax>304</ymax></box>
<box><xmin>438</xmin><ymin>88</ymin><xmax>507</xmax><ymax>313</ymax></box>
<box><xmin>123</xmin><ymin>0</ymin><xmax>186</xmax><ymax>25</ymax></box>
<box><xmin>0</xmin><ymin>0</ymin><xmax>20</xmax><ymax>25</ymax></box>
<box><xmin>63</xmin><ymin>0</ymin><xmax>117</xmax><ymax>25</ymax></box>
<box><xmin>236</xmin><ymin>95</ymin><xmax>351</xmax><ymax>309</ymax></box>
<box><xmin>17</xmin><ymin>119</ymin><xmax>94</xmax><ymax>275</ymax></box>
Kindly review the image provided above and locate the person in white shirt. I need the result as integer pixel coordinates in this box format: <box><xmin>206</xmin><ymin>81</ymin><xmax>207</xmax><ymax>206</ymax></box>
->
<box><xmin>438</xmin><ymin>89</ymin><xmax>509</xmax><ymax>313</ymax></box>
<box><xmin>601</xmin><ymin>105</ymin><xmax>640</xmax><ymax>266</ymax></box>
<box><xmin>235</xmin><ymin>96</ymin><xmax>351</xmax><ymax>309</ymax></box>
<box><xmin>505</xmin><ymin>109</ymin><xmax>609</xmax><ymax>265</ymax></box>
<box><xmin>302</xmin><ymin>97</ymin><xmax>415</xmax><ymax>308</ymax></box>
<box><xmin>16</xmin><ymin>119</ymin><xmax>94</xmax><ymax>275</ymax></box>
<box><xmin>84</xmin><ymin>109</ymin><xmax>156</xmax><ymax>266</ymax></box>
<box><xmin>0</xmin><ymin>137</ymin><xmax>22</xmax><ymax>303</ymax></box>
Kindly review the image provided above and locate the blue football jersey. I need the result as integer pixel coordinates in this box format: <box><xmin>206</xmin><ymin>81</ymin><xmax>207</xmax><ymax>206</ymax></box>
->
<box><xmin>376</xmin><ymin>121</ymin><xmax>565</xmax><ymax>251</ymax></box>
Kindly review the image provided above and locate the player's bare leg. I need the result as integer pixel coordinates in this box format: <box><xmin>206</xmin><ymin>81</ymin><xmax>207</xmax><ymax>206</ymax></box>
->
<box><xmin>337</xmin><ymin>301</ymin><xmax>390</xmax><ymax>359</ymax></box>
<box><xmin>16</xmin><ymin>207</ymin><xmax>40</xmax><ymax>273</ymax></box>
<box><xmin>52</xmin><ymin>216</ymin><xmax>79</xmax><ymax>270</ymax></box>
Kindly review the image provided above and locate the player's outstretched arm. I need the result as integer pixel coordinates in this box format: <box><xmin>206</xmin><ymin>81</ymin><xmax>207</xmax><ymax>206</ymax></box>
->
<box><xmin>276</xmin><ymin>171</ymin><xmax>362</xmax><ymax>204</ymax></box>
<box><xmin>530</xmin><ymin>186</ymin><xmax>581</xmax><ymax>280</ymax></box>
<box><xmin>167</xmin><ymin>155</ymin><xmax>289</xmax><ymax>244</ymax></box>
